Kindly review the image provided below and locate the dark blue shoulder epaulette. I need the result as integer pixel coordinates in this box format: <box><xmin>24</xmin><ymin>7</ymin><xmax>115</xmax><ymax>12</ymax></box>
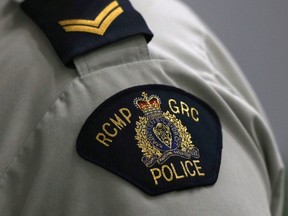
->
<box><xmin>21</xmin><ymin>0</ymin><xmax>153</xmax><ymax>67</ymax></box>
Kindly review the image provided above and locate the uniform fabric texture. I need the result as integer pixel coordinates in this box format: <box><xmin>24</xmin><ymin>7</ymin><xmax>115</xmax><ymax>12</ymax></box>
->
<box><xmin>0</xmin><ymin>0</ymin><xmax>284</xmax><ymax>215</ymax></box>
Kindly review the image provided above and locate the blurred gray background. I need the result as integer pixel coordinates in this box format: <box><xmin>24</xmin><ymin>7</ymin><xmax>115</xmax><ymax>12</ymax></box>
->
<box><xmin>181</xmin><ymin>0</ymin><xmax>288</xmax><ymax>213</ymax></box>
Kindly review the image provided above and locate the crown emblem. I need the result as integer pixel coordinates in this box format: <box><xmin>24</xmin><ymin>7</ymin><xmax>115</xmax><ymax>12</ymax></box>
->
<box><xmin>134</xmin><ymin>92</ymin><xmax>162</xmax><ymax>119</ymax></box>
<box><xmin>134</xmin><ymin>92</ymin><xmax>200</xmax><ymax>167</ymax></box>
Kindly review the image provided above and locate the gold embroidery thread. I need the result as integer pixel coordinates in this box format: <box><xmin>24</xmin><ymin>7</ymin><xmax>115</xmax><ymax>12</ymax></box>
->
<box><xmin>134</xmin><ymin>92</ymin><xmax>200</xmax><ymax>168</ymax></box>
<box><xmin>58</xmin><ymin>1</ymin><xmax>124</xmax><ymax>36</ymax></box>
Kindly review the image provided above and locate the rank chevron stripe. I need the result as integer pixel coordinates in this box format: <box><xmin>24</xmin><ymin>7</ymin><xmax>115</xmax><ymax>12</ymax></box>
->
<box><xmin>58</xmin><ymin>1</ymin><xmax>124</xmax><ymax>36</ymax></box>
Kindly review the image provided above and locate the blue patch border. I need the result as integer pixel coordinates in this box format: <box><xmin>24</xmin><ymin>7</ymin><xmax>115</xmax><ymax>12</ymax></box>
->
<box><xmin>76</xmin><ymin>84</ymin><xmax>222</xmax><ymax>195</ymax></box>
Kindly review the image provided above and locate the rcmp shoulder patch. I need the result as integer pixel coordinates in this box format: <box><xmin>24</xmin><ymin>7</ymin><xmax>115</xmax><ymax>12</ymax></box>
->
<box><xmin>77</xmin><ymin>85</ymin><xmax>222</xmax><ymax>195</ymax></box>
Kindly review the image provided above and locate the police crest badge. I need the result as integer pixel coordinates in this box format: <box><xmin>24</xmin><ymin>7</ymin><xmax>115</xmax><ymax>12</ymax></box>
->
<box><xmin>77</xmin><ymin>84</ymin><xmax>222</xmax><ymax>195</ymax></box>
<box><xmin>134</xmin><ymin>92</ymin><xmax>200</xmax><ymax>167</ymax></box>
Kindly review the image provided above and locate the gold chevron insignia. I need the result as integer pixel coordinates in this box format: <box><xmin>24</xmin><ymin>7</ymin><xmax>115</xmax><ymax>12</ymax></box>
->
<box><xmin>58</xmin><ymin>1</ymin><xmax>124</xmax><ymax>36</ymax></box>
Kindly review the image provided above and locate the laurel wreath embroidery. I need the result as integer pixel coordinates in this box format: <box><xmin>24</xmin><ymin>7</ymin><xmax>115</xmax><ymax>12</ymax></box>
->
<box><xmin>135</xmin><ymin>116</ymin><xmax>162</xmax><ymax>159</ymax></box>
<box><xmin>162</xmin><ymin>111</ymin><xmax>194</xmax><ymax>152</ymax></box>
<box><xmin>135</xmin><ymin>111</ymin><xmax>194</xmax><ymax>160</ymax></box>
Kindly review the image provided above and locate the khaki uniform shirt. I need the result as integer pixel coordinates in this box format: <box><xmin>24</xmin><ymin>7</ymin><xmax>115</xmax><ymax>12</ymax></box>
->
<box><xmin>0</xmin><ymin>0</ymin><xmax>284</xmax><ymax>215</ymax></box>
